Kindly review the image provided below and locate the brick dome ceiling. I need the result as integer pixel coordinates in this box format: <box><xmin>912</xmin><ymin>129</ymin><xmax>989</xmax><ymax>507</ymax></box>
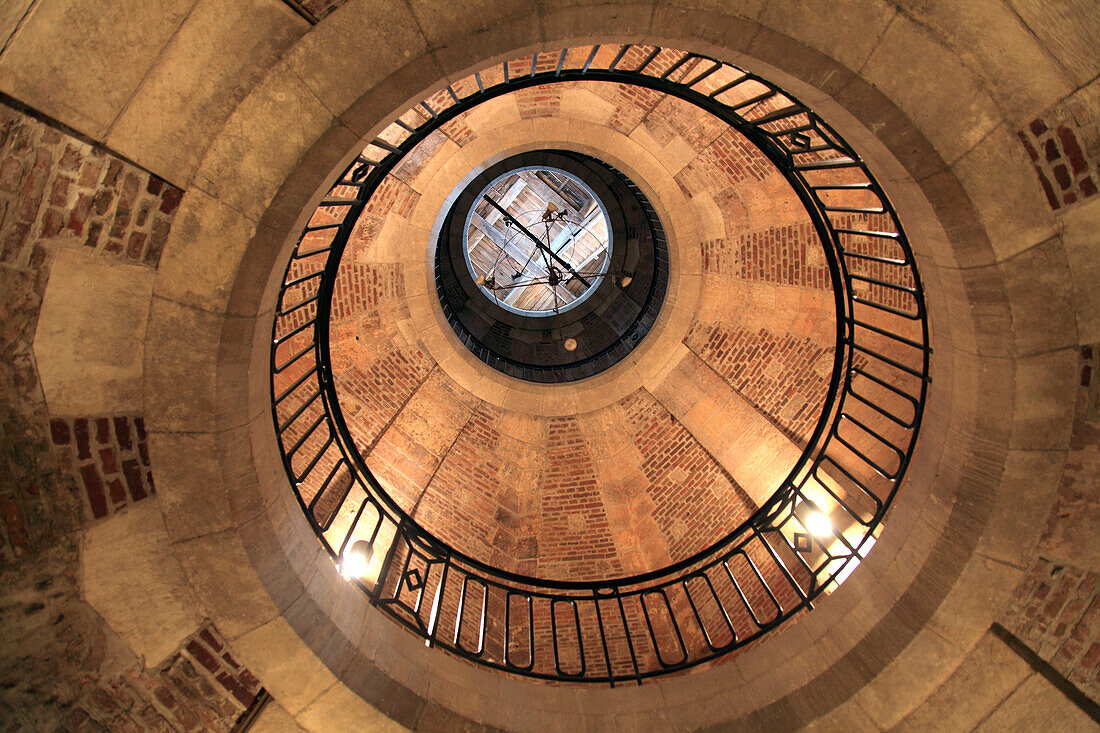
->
<box><xmin>317</xmin><ymin>82</ymin><xmax>842</xmax><ymax>581</ymax></box>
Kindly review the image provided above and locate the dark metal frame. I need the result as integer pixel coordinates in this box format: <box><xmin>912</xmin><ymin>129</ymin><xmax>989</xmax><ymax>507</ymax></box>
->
<box><xmin>269</xmin><ymin>45</ymin><xmax>932</xmax><ymax>685</ymax></box>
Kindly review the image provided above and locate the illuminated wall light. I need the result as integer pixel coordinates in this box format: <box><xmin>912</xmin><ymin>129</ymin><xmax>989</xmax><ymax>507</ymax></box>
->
<box><xmin>341</xmin><ymin>539</ymin><xmax>374</xmax><ymax>580</ymax></box>
<box><xmin>805</xmin><ymin>510</ymin><xmax>833</xmax><ymax>538</ymax></box>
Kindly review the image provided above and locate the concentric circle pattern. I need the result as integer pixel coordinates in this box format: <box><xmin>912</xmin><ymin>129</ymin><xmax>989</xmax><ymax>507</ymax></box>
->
<box><xmin>269</xmin><ymin>44</ymin><xmax>930</xmax><ymax>684</ymax></box>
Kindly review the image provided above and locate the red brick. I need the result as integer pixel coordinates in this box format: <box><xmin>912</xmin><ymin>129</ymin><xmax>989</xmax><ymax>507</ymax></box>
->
<box><xmin>114</xmin><ymin>417</ymin><xmax>132</xmax><ymax>450</ymax></box>
<box><xmin>184</xmin><ymin>640</ymin><xmax>219</xmax><ymax>673</ymax></box>
<box><xmin>122</xmin><ymin>458</ymin><xmax>146</xmax><ymax>501</ymax></box>
<box><xmin>106</xmin><ymin>477</ymin><xmax>126</xmax><ymax>506</ymax></box>
<box><xmin>66</xmin><ymin>194</ymin><xmax>92</xmax><ymax>235</ymax></box>
<box><xmin>160</xmin><ymin>187</ymin><xmax>182</xmax><ymax>215</ymax></box>
<box><xmin>79</xmin><ymin>463</ymin><xmax>108</xmax><ymax>518</ymax></box>
<box><xmin>95</xmin><ymin>417</ymin><xmax>110</xmax><ymax>444</ymax></box>
<box><xmin>50</xmin><ymin>418</ymin><xmax>70</xmax><ymax>445</ymax></box>
<box><xmin>74</xmin><ymin>418</ymin><xmax>91</xmax><ymax>459</ymax></box>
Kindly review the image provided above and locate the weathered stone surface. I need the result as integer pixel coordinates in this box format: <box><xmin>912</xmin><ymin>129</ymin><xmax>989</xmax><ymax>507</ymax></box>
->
<box><xmin>33</xmin><ymin>247</ymin><xmax>154</xmax><ymax>415</ymax></box>
<box><xmin>107</xmin><ymin>0</ymin><xmax>307</xmax><ymax>186</ymax></box>
<box><xmin>974</xmin><ymin>672</ymin><xmax>1096</xmax><ymax>730</ymax></box>
<box><xmin>861</xmin><ymin>14</ymin><xmax>1002</xmax><ymax>166</ymax></box>
<box><xmin>0</xmin><ymin>0</ymin><xmax>196</xmax><ymax>139</ymax></box>
<box><xmin>1007</xmin><ymin>0</ymin><xmax>1100</xmax><ymax>86</ymax></box>
<box><xmin>1062</xmin><ymin>199</ymin><xmax>1100</xmax><ymax>344</ymax></box>
<box><xmin>894</xmin><ymin>631</ymin><xmax>1031</xmax><ymax>732</ymax></box>
<box><xmin>83</xmin><ymin>501</ymin><xmax>202</xmax><ymax>666</ymax></box>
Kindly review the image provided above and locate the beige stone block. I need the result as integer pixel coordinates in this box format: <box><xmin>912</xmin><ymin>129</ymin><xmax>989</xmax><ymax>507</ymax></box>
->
<box><xmin>977</xmin><ymin>449</ymin><xmax>1065</xmax><ymax>568</ymax></box>
<box><xmin>149</xmin><ymin>432</ymin><xmax>235</xmax><ymax>541</ymax></box>
<box><xmin>0</xmin><ymin>0</ymin><xmax>35</xmax><ymax>50</ymax></box>
<box><xmin>1061</xmin><ymin>197</ymin><xmax>1100</xmax><ymax>344</ymax></box>
<box><xmin>33</xmin><ymin>247</ymin><xmax>154</xmax><ymax>415</ymax></box>
<box><xmin>143</xmin><ymin>297</ymin><xmax>222</xmax><ymax>433</ymax></box>
<box><xmin>1007</xmin><ymin>0</ymin><xmax>1100</xmax><ymax>86</ymax></box>
<box><xmin>1010</xmin><ymin>348</ymin><xmax>1077</xmax><ymax>450</ymax></box>
<box><xmin>173</xmin><ymin>527</ymin><xmax>281</xmax><ymax>639</ymax></box>
<box><xmin>84</xmin><ymin>501</ymin><xmax>203</xmax><ymax>666</ymax></box>
<box><xmin>928</xmin><ymin>554</ymin><xmax>1020</xmax><ymax>648</ymax></box>
<box><xmin>297</xmin><ymin>681</ymin><xmax>408</xmax><ymax>732</ymax></box>
<box><xmin>974</xmin><ymin>672</ymin><xmax>1096</xmax><ymax>731</ymax></box>
<box><xmin>285</xmin><ymin>0</ymin><xmax>426</xmax><ymax>128</ymax></box>
<box><xmin>559</xmin><ymin>87</ymin><xmax>616</xmax><ymax>125</ymax></box>
<box><xmin>895</xmin><ymin>631</ymin><xmax>1031</xmax><ymax>732</ymax></box>
<box><xmin>0</xmin><ymin>0</ymin><xmax>194</xmax><ymax>139</ymax></box>
<box><xmin>107</xmin><ymin>0</ymin><xmax>307</xmax><ymax>185</ymax></box>
<box><xmin>232</xmin><ymin>616</ymin><xmax>340</xmax><ymax>717</ymax></box>
<box><xmin>952</xmin><ymin>126</ymin><xmax>1057</xmax><ymax>262</ymax></box>
<box><xmin>861</xmin><ymin>14</ymin><xmax>1002</xmax><ymax>166</ymax></box>
<box><xmin>658</xmin><ymin>0</ymin><xmax>764</xmax><ymax>19</ymax></box>
<box><xmin>249</xmin><ymin>699</ymin><xmax>308</xmax><ymax>733</ymax></box>
<box><xmin>539</xmin><ymin>3</ymin><xmax>655</xmax><ymax>48</ymax></box>
<box><xmin>803</xmin><ymin>698</ymin><xmax>879</xmax><ymax>732</ymax></box>
<box><xmin>156</xmin><ymin>188</ymin><xmax>258</xmax><ymax>313</ymax></box>
<box><xmin>893</xmin><ymin>0</ymin><xmax>1073</xmax><ymax>123</ymax></box>
<box><xmin>857</xmin><ymin>628</ymin><xmax>960</xmax><ymax>729</ymax></box>
<box><xmin>193</xmin><ymin>60</ymin><xmax>334</xmax><ymax>221</ymax></box>
<box><xmin>1001</xmin><ymin>236</ymin><xmax>1077</xmax><ymax>356</ymax></box>
<box><xmin>760</xmin><ymin>0</ymin><xmax>896</xmax><ymax>71</ymax></box>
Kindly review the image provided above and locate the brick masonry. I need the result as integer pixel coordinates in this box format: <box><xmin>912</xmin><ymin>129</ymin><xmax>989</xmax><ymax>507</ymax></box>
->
<box><xmin>1002</xmin><ymin>344</ymin><xmax>1100</xmax><ymax>700</ymax></box>
<box><xmin>1017</xmin><ymin>82</ymin><xmax>1099</xmax><ymax>211</ymax></box>
<box><xmin>0</xmin><ymin>106</ymin><xmax>182</xmax><ymax>269</ymax></box>
<box><xmin>48</xmin><ymin>415</ymin><xmax>154</xmax><ymax>522</ymax></box>
<box><xmin>74</xmin><ymin>623</ymin><xmax>262</xmax><ymax>732</ymax></box>
<box><xmin>685</xmin><ymin>323</ymin><xmax>836</xmax><ymax>445</ymax></box>
<box><xmin>0</xmin><ymin>98</ymin><xmax>249</xmax><ymax>730</ymax></box>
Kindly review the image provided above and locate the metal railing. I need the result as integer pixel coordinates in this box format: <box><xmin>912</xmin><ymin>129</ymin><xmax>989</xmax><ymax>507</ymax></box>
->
<box><xmin>269</xmin><ymin>45</ymin><xmax>931</xmax><ymax>685</ymax></box>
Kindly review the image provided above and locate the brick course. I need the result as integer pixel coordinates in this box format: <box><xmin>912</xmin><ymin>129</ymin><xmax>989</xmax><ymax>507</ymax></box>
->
<box><xmin>1002</xmin><ymin>345</ymin><xmax>1100</xmax><ymax>700</ymax></box>
<box><xmin>49</xmin><ymin>415</ymin><xmax>153</xmax><ymax>521</ymax></box>
<box><xmin>1017</xmin><ymin>83</ymin><xmax>1099</xmax><ymax>210</ymax></box>
<box><xmin>0</xmin><ymin>107</ymin><xmax>182</xmax><ymax>268</ymax></box>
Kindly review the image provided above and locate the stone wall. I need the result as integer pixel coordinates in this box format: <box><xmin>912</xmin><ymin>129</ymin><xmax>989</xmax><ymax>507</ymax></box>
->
<box><xmin>0</xmin><ymin>101</ymin><xmax>253</xmax><ymax>732</ymax></box>
<box><xmin>1001</xmin><ymin>343</ymin><xmax>1100</xmax><ymax>700</ymax></box>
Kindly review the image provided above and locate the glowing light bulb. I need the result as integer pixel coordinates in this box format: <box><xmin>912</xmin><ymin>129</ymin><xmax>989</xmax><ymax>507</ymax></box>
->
<box><xmin>563</xmin><ymin>338</ymin><xmax>578</xmax><ymax>351</ymax></box>
<box><xmin>341</xmin><ymin>540</ymin><xmax>374</xmax><ymax>579</ymax></box>
<box><xmin>805</xmin><ymin>511</ymin><xmax>833</xmax><ymax>538</ymax></box>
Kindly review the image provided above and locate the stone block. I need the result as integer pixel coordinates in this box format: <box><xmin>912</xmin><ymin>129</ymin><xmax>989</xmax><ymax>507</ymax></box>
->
<box><xmin>83</xmin><ymin>501</ymin><xmax>203</xmax><ymax>666</ymax></box>
<box><xmin>33</xmin><ymin>247</ymin><xmax>153</xmax><ymax>415</ymax></box>
<box><xmin>1002</xmin><ymin>236</ymin><xmax>1077</xmax><ymax>356</ymax></box>
<box><xmin>977</xmin><ymin>449</ymin><xmax>1065</xmax><ymax>568</ymax></box>
<box><xmin>953</xmin><ymin>126</ymin><xmax>1057</xmax><ymax>262</ymax></box>
<box><xmin>1010</xmin><ymin>348</ymin><xmax>1077</xmax><ymax>450</ymax></box>
<box><xmin>143</xmin><ymin>297</ymin><xmax>223</xmax><ymax>433</ymax></box>
<box><xmin>1007</xmin><ymin>0</ymin><xmax>1100</xmax><ymax>86</ymax></box>
<box><xmin>894</xmin><ymin>0</ymin><xmax>1073</xmax><ymax>124</ymax></box>
<box><xmin>193</xmin><ymin>60</ymin><xmax>334</xmax><ymax>222</ymax></box>
<box><xmin>760</xmin><ymin>0</ymin><xmax>895</xmax><ymax>71</ymax></box>
<box><xmin>173</xmin><ymin>529</ymin><xmax>280</xmax><ymax>639</ymax></box>
<box><xmin>0</xmin><ymin>0</ymin><xmax>194</xmax><ymax>139</ymax></box>
<box><xmin>1060</xmin><ymin>198</ymin><xmax>1100</xmax><ymax>344</ymax></box>
<box><xmin>861</xmin><ymin>14</ymin><xmax>1002</xmax><ymax>166</ymax></box>
<box><xmin>156</xmin><ymin>188</ymin><xmax>258</xmax><ymax>313</ymax></box>
<box><xmin>148</xmin><ymin>431</ymin><xmax>235</xmax><ymax>541</ymax></box>
<box><xmin>974</xmin><ymin>672</ymin><xmax>1096</xmax><ymax>731</ymax></box>
<box><xmin>107</xmin><ymin>0</ymin><xmax>307</xmax><ymax>186</ymax></box>
<box><xmin>250</xmin><ymin>699</ymin><xmax>308</xmax><ymax>733</ymax></box>
<box><xmin>895</xmin><ymin>630</ymin><xmax>1031</xmax><ymax>731</ymax></box>
<box><xmin>232</xmin><ymin>616</ymin><xmax>340</xmax><ymax>717</ymax></box>
<box><xmin>297</xmin><ymin>681</ymin><xmax>407</xmax><ymax>732</ymax></box>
